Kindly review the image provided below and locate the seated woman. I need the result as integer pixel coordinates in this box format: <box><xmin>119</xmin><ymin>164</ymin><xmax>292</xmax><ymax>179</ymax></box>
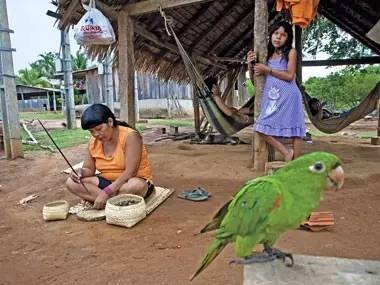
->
<box><xmin>205</xmin><ymin>76</ymin><xmax>252</xmax><ymax>120</ymax></box>
<box><xmin>66</xmin><ymin>104</ymin><xmax>154</xmax><ymax>209</ymax></box>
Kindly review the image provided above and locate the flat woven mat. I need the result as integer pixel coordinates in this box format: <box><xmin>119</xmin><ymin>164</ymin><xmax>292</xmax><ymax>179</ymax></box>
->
<box><xmin>74</xmin><ymin>186</ymin><xmax>174</xmax><ymax>222</ymax></box>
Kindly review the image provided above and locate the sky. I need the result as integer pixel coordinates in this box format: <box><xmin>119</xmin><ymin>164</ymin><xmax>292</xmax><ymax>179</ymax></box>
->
<box><xmin>6</xmin><ymin>0</ymin><xmax>341</xmax><ymax>80</ymax></box>
<box><xmin>7</xmin><ymin>0</ymin><xmax>80</xmax><ymax>72</ymax></box>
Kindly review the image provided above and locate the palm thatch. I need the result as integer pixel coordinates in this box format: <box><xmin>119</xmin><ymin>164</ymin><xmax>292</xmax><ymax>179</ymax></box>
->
<box><xmin>53</xmin><ymin>0</ymin><xmax>380</xmax><ymax>82</ymax></box>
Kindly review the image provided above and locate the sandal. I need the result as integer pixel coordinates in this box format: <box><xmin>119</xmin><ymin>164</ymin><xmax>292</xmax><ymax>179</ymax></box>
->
<box><xmin>177</xmin><ymin>187</ymin><xmax>211</xmax><ymax>201</ymax></box>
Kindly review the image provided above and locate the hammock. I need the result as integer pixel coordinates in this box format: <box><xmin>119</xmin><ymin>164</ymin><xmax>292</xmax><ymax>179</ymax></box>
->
<box><xmin>301</xmin><ymin>82</ymin><xmax>380</xmax><ymax>134</ymax></box>
<box><xmin>165</xmin><ymin>18</ymin><xmax>254</xmax><ymax>137</ymax></box>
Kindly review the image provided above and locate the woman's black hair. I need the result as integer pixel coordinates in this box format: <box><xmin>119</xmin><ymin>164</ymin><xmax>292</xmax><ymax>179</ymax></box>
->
<box><xmin>267</xmin><ymin>21</ymin><xmax>294</xmax><ymax>62</ymax></box>
<box><xmin>81</xmin><ymin>103</ymin><xmax>136</xmax><ymax>131</ymax></box>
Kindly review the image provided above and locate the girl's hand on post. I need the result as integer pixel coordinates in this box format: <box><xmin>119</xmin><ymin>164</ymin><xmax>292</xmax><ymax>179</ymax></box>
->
<box><xmin>253</xmin><ymin>63</ymin><xmax>271</xmax><ymax>76</ymax></box>
<box><xmin>70</xmin><ymin>168</ymin><xmax>83</xmax><ymax>184</ymax></box>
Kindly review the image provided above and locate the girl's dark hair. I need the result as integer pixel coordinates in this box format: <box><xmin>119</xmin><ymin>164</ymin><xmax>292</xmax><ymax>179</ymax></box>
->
<box><xmin>267</xmin><ymin>21</ymin><xmax>293</xmax><ymax>62</ymax></box>
<box><xmin>81</xmin><ymin>103</ymin><xmax>135</xmax><ymax>131</ymax></box>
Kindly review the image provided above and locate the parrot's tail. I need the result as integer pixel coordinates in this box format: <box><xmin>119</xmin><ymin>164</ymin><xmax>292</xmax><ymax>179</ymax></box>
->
<box><xmin>190</xmin><ymin>238</ymin><xmax>228</xmax><ymax>281</ymax></box>
<box><xmin>200</xmin><ymin>200</ymin><xmax>231</xmax><ymax>234</ymax></box>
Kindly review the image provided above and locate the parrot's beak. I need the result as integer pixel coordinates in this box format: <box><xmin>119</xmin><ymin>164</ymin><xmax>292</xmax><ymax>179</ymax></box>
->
<box><xmin>327</xmin><ymin>165</ymin><xmax>344</xmax><ymax>191</ymax></box>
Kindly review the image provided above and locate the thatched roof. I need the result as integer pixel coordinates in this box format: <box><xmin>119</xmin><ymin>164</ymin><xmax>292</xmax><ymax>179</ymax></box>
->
<box><xmin>53</xmin><ymin>0</ymin><xmax>380</xmax><ymax>82</ymax></box>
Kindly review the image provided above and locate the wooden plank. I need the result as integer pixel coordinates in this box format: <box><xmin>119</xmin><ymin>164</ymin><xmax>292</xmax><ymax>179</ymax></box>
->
<box><xmin>302</xmin><ymin>56</ymin><xmax>380</xmax><ymax>66</ymax></box>
<box><xmin>252</xmin><ymin>0</ymin><xmax>268</xmax><ymax>172</ymax></box>
<box><xmin>118</xmin><ymin>12</ymin><xmax>136</xmax><ymax>127</ymax></box>
<box><xmin>124</xmin><ymin>0</ymin><xmax>215</xmax><ymax>16</ymax></box>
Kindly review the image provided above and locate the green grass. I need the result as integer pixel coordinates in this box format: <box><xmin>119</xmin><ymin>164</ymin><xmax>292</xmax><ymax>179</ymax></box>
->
<box><xmin>22</xmin><ymin>128</ymin><xmax>90</xmax><ymax>151</ymax></box>
<box><xmin>20</xmin><ymin>112</ymin><xmax>64</xmax><ymax>121</ymax></box>
<box><xmin>147</xmin><ymin>119</ymin><xmax>194</xmax><ymax>127</ymax></box>
<box><xmin>21</xmin><ymin>124</ymin><xmax>146</xmax><ymax>152</ymax></box>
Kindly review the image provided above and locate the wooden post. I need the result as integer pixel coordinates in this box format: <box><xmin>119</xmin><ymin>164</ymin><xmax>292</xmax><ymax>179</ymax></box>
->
<box><xmin>52</xmin><ymin>91</ymin><xmax>57</xmax><ymax>111</ymax></box>
<box><xmin>252</xmin><ymin>0</ymin><xmax>268</xmax><ymax>171</ymax></box>
<box><xmin>295</xmin><ymin>26</ymin><xmax>303</xmax><ymax>83</ymax></box>
<box><xmin>61</xmin><ymin>28</ymin><xmax>76</xmax><ymax>129</ymax></box>
<box><xmin>46</xmin><ymin>91</ymin><xmax>50</xmax><ymax>111</ymax></box>
<box><xmin>118</xmin><ymin>12</ymin><xmax>136</xmax><ymax>127</ymax></box>
<box><xmin>0</xmin><ymin>0</ymin><xmax>23</xmax><ymax>159</ymax></box>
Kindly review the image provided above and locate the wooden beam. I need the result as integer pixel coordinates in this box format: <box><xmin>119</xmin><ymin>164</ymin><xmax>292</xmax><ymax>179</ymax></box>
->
<box><xmin>124</xmin><ymin>0</ymin><xmax>215</xmax><ymax>16</ymax></box>
<box><xmin>118</xmin><ymin>11</ymin><xmax>136</xmax><ymax>127</ymax></box>
<box><xmin>302</xmin><ymin>57</ymin><xmax>380</xmax><ymax>66</ymax></box>
<box><xmin>252</xmin><ymin>0</ymin><xmax>269</xmax><ymax>172</ymax></box>
<box><xmin>58</xmin><ymin>0</ymin><xmax>80</xmax><ymax>29</ymax></box>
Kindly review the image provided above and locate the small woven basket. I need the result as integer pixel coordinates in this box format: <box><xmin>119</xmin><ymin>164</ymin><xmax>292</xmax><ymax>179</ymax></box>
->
<box><xmin>42</xmin><ymin>200</ymin><xmax>70</xmax><ymax>221</ymax></box>
<box><xmin>105</xmin><ymin>194</ymin><xmax>146</xmax><ymax>228</ymax></box>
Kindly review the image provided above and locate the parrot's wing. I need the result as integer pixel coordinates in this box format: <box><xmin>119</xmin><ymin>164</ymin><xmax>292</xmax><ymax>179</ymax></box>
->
<box><xmin>220</xmin><ymin>177</ymin><xmax>283</xmax><ymax>237</ymax></box>
<box><xmin>200</xmin><ymin>179</ymin><xmax>256</xmax><ymax>233</ymax></box>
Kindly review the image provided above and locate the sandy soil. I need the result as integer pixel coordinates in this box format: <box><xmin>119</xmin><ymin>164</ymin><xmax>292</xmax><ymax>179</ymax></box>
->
<box><xmin>0</xmin><ymin>120</ymin><xmax>379</xmax><ymax>285</ymax></box>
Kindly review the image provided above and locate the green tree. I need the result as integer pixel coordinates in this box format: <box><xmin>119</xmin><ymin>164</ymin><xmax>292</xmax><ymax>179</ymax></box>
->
<box><xmin>17</xmin><ymin>68</ymin><xmax>51</xmax><ymax>88</ymax></box>
<box><xmin>72</xmin><ymin>50</ymin><xmax>88</xmax><ymax>71</ymax></box>
<box><xmin>30</xmin><ymin>52</ymin><xmax>58</xmax><ymax>78</ymax></box>
<box><xmin>305</xmin><ymin>66</ymin><xmax>380</xmax><ymax>110</ymax></box>
<box><xmin>302</xmin><ymin>16</ymin><xmax>374</xmax><ymax>59</ymax></box>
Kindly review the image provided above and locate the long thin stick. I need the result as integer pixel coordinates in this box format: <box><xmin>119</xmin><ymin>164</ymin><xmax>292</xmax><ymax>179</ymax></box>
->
<box><xmin>37</xmin><ymin>119</ymin><xmax>90</xmax><ymax>193</ymax></box>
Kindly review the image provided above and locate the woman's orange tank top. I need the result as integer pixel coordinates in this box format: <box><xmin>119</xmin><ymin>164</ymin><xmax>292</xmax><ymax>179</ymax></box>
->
<box><xmin>88</xmin><ymin>126</ymin><xmax>153</xmax><ymax>182</ymax></box>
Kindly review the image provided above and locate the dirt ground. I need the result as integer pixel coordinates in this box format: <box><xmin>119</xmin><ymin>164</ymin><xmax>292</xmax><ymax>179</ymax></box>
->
<box><xmin>0</xmin><ymin>120</ymin><xmax>379</xmax><ymax>285</ymax></box>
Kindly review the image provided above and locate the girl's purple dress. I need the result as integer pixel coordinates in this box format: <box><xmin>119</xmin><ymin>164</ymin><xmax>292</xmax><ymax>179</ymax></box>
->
<box><xmin>254</xmin><ymin>57</ymin><xmax>306</xmax><ymax>138</ymax></box>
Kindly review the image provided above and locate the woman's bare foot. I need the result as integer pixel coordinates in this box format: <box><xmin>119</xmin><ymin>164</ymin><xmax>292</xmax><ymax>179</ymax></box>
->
<box><xmin>284</xmin><ymin>149</ymin><xmax>294</xmax><ymax>162</ymax></box>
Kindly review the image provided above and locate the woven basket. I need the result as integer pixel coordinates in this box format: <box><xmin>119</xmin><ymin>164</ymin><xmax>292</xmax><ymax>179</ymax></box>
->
<box><xmin>42</xmin><ymin>200</ymin><xmax>70</xmax><ymax>221</ymax></box>
<box><xmin>105</xmin><ymin>194</ymin><xmax>146</xmax><ymax>228</ymax></box>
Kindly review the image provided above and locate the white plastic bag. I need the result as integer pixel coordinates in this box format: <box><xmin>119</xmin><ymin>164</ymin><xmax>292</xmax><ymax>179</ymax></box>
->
<box><xmin>74</xmin><ymin>0</ymin><xmax>115</xmax><ymax>46</ymax></box>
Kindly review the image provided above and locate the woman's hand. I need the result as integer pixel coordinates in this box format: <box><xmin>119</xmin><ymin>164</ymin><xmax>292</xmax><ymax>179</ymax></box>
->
<box><xmin>69</xmin><ymin>168</ymin><xmax>84</xmax><ymax>184</ymax></box>
<box><xmin>253</xmin><ymin>63</ymin><xmax>271</xmax><ymax>76</ymax></box>
<box><xmin>247</xmin><ymin>50</ymin><xmax>256</xmax><ymax>71</ymax></box>
<box><xmin>94</xmin><ymin>191</ymin><xmax>109</xmax><ymax>209</ymax></box>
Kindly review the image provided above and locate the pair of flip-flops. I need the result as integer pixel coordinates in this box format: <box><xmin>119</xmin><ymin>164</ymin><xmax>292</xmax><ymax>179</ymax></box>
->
<box><xmin>177</xmin><ymin>187</ymin><xmax>211</xmax><ymax>201</ymax></box>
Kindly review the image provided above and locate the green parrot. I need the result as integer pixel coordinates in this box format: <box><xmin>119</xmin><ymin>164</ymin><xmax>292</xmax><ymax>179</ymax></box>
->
<box><xmin>190</xmin><ymin>152</ymin><xmax>344</xmax><ymax>281</ymax></box>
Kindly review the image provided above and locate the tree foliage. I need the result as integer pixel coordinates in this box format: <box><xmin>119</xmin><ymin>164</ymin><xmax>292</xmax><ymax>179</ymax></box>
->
<box><xmin>72</xmin><ymin>51</ymin><xmax>88</xmax><ymax>71</ymax></box>
<box><xmin>304</xmin><ymin>66</ymin><xmax>380</xmax><ymax>111</ymax></box>
<box><xmin>16</xmin><ymin>68</ymin><xmax>51</xmax><ymax>88</ymax></box>
<box><xmin>302</xmin><ymin>16</ymin><xmax>374</xmax><ymax>59</ymax></box>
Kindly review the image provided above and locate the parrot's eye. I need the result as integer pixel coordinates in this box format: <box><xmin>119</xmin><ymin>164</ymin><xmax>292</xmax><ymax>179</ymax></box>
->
<box><xmin>309</xmin><ymin>162</ymin><xmax>326</xmax><ymax>173</ymax></box>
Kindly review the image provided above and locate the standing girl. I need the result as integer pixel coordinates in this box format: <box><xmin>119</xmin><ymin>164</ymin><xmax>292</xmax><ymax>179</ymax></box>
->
<box><xmin>247</xmin><ymin>21</ymin><xmax>306</xmax><ymax>161</ymax></box>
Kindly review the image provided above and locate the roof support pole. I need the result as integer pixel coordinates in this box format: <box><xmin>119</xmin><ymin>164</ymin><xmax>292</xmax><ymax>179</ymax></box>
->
<box><xmin>0</xmin><ymin>0</ymin><xmax>23</xmax><ymax>159</ymax></box>
<box><xmin>295</xmin><ymin>26</ymin><xmax>303</xmax><ymax>83</ymax></box>
<box><xmin>252</xmin><ymin>0</ymin><xmax>268</xmax><ymax>171</ymax></box>
<box><xmin>118</xmin><ymin>11</ymin><xmax>136</xmax><ymax>127</ymax></box>
<box><xmin>61</xmin><ymin>27</ymin><xmax>76</xmax><ymax>129</ymax></box>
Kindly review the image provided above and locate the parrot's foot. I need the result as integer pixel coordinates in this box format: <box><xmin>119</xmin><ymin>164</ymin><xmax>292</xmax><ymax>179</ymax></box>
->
<box><xmin>229</xmin><ymin>247</ymin><xmax>294</xmax><ymax>266</ymax></box>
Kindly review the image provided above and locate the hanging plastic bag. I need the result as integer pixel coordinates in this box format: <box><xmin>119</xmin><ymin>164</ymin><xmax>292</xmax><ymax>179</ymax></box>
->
<box><xmin>74</xmin><ymin>0</ymin><xmax>115</xmax><ymax>46</ymax></box>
